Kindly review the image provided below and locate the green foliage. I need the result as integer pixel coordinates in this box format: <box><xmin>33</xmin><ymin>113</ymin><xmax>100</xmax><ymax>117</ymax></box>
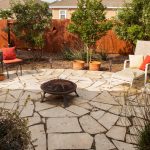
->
<box><xmin>138</xmin><ymin>123</ymin><xmax>150</xmax><ymax>150</ymax></box>
<box><xmin>10</xmin><ymin>0</ymin><xmax>52</xmax><ymax>51</ymax></box>
<box><xmin>68</xmin><ymin>0</ymin><xmax>112</xmax><ymax>63</ymax></box>
<box><xmin>114</xmin><ymin>0</ymin><xmax>150</xmax><ymax>45</ymax></box>
<box><xmin>63</xmin><ymin>48</ymin><xmax>88</xmax><ymax>61</ymax></box>
<box><xmin>0</xmin><ymin>9</ymin><xmax>13</xmax><ymax>19</ymax></box>
<box><xmin>0</xmin><ymin>110</ymin><xmax>31</xmax><ymax>150</ymax></box>
<box><xmin>98</xmin><ymin>51</ymin><xmax>108</xmax><ymax>61</ymax></box>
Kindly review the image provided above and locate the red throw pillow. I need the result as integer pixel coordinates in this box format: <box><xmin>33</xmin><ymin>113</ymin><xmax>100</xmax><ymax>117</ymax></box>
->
<box><xmin>1</xmin><ymin>47</ymin><xmax>16</xmax><ymax>60</ymax></box>
<box><xmin>139</xmin><ymin>55</ymin><xmax>150</xmax><ymax>70</ymax></box>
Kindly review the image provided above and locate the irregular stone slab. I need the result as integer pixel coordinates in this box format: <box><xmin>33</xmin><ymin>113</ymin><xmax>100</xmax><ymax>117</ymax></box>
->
<box><xmin>76</xmin><ymin>81</ymin><xmax>93</xmax><ymax>89</ymax></box>
<box><xmin>79</xmin><ymin>115</ymin><xmax>106</xmax><ymax>134</ymax></box>
<box><xmin>126</xmin><ymin>134</ymin><xmax>138</xmax><ymax>144</ymax></box>
<box><xmin>89</xmin><ymin>101</ymin><xmax>112</xmax><ymax>111</ymax></box>
<box><xmin>35</xmin><ymin>101</ymin><xmax>55</xmax><ymax>112</ymax></box>
<box><xmin>28</xmin><ymin>113</ymin><xmax>41</xmax><ymax>126</ymax></box>
<box><xmin>20</xmin><ymin>91</ymin><xmax>41</xmax><ymax>101</ymax></box>
<box><xmin>132</xmin><ymin>117</ymin><xmax>146</xmax><ymax>126</ymax></box>
<box><xmin>66</xmin><ymin>105</ymin><xmax>89</xmax><ymax>116</ymax></box>
<box><xmin>129</xmin><ymin>126</ymin><xmax>143</xmax><ymax>135</ymax></box>
<box><xmin>98</xmin><ymin>113</ymin><xmax>119</xmax><ymax>130</ymax></box>
<box><xmin>113</xmin><ymin>140</ymin><xmax>136</xmax><ymax>150</ymax></box>
<box><xmin>89</xmin><ymin>80</ymin><xmax>106</xmax><ymax>88</ymax></box>
<box><xmin>19</xmin><ymin>103</ymin><xmax>34</xmax><ymax>117</ymax></box>
<box><xmin>29</xmin><ymin>124</ymin><xmax>46</xmax><ymax>150</ymax></box>
<box><xmin>0</xmin><ymin>102</ymin><xmax>17</xmax><ymax>110</ymax></box>
<box><xmin>106</xmin><ymin>126</ymin><xmax>126</xmax><ymax>141</ymax></box>
<box><xmin>39</xmin><ymin>106</ymin><xmax>77</xmax><ymax>117</ymax></box>
<box><xmin>70</xmin><ymin>70</ymin><xmax>86</xmax><ymax>76</ymax></box>
<box><xmin>77</xmin><ymin>89</ymin><xmax>99</xmax><ymax>100</ymax></box>
<box><xmin>92</xmin><ymin>91</ymin><xmax>119</xmax><ymax>105</ymax></box>
<box><xmin>86</xmin><ymin>86</ymin><xmax>102</xmax><ymax>92</ymax></box>
<box><xmin>0</xmin><ymin>93</ymin><xmax>17</xmax><ymax>103</ymax></box>
<box><xmin>117</xmin><ymin>117</ymin><xmax>131</xmax><ymax>127</ymax></box>
<box><xmin>47</xmin><ymin>117</ymin><xmax>82</xmax><ymax>133</ymax></box>
<box><xmin>48</xmin><ymin>133</ymin><xmax>93</xmax><ymax>149</ymax></box>
<box><xmin>108</xmin><ymin>105</ymin><xmax>123</xmax><ymax>115</ymax></box>
<box><xmin>72</xmin><ymin>97</ymin><xmax>89</xmax><ymax>105</ymax></box>
<box><xmin>79</xmin><ymin>103</ymin><xmax>93</xmax><ymax>110</ymax></box>
<box><xmin>90</xmin><ymin>110</ymin><xmax>105</xmax><ymax>120</ymax></box>
<box><xmin>95</xmin><ymin>134</ymin><xmax>115</xmax><ymax>150</ymax></box>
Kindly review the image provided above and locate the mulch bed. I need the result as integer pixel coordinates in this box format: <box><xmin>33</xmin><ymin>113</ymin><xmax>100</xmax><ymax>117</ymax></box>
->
<box><xmin>13</xmin><ymin>50</ymin><xmax>126</xmax><ymax>73</ymax></box>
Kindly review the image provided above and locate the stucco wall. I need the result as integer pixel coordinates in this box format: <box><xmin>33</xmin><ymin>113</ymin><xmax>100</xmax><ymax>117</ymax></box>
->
<box><xmin>52</xmin><ymin>8</ymin><xmax>75</xmax><ymax>19</ymax></box>
<box><xmin>51</xmin><ymin>8</ymin><xmax>117</xmax><ymax>19</ymax></box>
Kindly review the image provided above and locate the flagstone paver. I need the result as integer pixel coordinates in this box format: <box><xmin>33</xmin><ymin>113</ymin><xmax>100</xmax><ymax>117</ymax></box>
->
<box><xmin>106</xmin><ymin>126</ymin><xmax>126</xmax><ymax>141</ymax></box>
<box><xmin>126</xmin><ymin>134</ymin><xmax>138</xmax><ymax>144</ymax></box>
<box><xmin>48</xmin><ymin>133</ymin><xmax>93</xmax><ymax>149</ymax></box>
<box><xmin>29</xmin><ymin>124</ymin><xmax>46</xmax><ymax>150</ymax></box>
<box><xmin>117</xmin><ymin>117</ymin><xmax>131</xmax><ymax>127</ymax></box>
<box><xmin>113</xmin><ymin>140</ymin><xmax>136</xmax><ymax>150</ymax></box>
<box><xmin>47</xmin><ymin>117</ymin><xmax>82</xmax><ymax>133</ymax></box>
<box><xmin>95</xmin><ymin>134</ymin><xmax>116</xmax><ymax>150</ymax></box>
<box><xmin>98</xmin><ymin>113</ymin><xmax>119</xmax><ymax>130</ymax></box>
<box><xmin>66</xmin><ymin>105</ymin><xmax>89</xmax><ymax>116</ymax></box>
<box><xmin>0</xmin><ymin>69</ymin><xmax>144</xmax><ymax>150</ymax></box>
<box><xmin>79</xmin><ymin>115</ymin><xmax>106</xmax><ymax>134</ymax></box>
<box><xmin>39</xmin><ymin>106</ymin><xmax>77</xmax><ymax>117</ymax></box>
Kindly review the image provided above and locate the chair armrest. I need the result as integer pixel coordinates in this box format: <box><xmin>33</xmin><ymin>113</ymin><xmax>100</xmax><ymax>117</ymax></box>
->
<box><xmin>124</xmin><ymin>60</ymin><xmax>130</xmax><ymax>69</ymax></box>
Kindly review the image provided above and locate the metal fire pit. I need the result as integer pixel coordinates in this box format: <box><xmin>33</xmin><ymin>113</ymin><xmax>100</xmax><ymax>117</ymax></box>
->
<box><xmin>40</xmin><ymin>79</ymin><xmax>79</xmax><ymax>107</ymax></box>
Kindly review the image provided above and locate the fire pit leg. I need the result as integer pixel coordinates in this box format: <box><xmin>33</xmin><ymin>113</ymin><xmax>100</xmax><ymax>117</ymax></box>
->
<box><xmin>41</xmin><ymin>92</ymin><xmax>46</xmax><ymax>102</ymax></box>
<box><xmin>63</xmin><ymin>95</ymin><xmax>68</xmax><ymax>107</ymax></box>
<box><xmin>75</xmin><ymin>90</ymin><xmax>79</xmax><ymax>97</ymax></box>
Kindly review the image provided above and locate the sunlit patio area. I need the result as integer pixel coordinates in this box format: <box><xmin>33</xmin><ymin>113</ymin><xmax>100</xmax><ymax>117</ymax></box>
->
<box><xmin>0</xmin><ymin>68</ymin><xmax>147</xmax><ymax>150</ymax></box>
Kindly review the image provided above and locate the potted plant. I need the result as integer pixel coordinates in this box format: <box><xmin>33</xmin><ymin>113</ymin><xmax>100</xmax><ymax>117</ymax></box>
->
<box><xmin>68</xmin><ymin>0</ymin><xmax>112</xmax><ymax>71</ymax></box>
<box><xmin>63</xmin><ymin>43</ymin><xmax>85</xmax><ymax>70</ymax></box>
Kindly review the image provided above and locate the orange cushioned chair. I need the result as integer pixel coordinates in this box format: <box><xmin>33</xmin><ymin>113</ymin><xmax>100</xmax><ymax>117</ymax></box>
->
<box><xmin>0</xmin><ymin>47</ymin><xmax>23</xmax><ymax>78</ymax></box>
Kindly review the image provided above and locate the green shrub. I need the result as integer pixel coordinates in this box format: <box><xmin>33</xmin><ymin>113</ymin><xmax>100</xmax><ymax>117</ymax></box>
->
<box><xmin>0</xmin><ymin>110</ymin><xmax>31</xmax><ymax>150</ymax></box>
<box><xmin>63</xmin><ymin>49</ymin><xmax>74</xmax><ymax>60</ymax></box>
<box><xmin>138</xmin><ymin>123</ymin><xmax>150</xmax><ymax>150</ymax></box>
<box><xmin>99</xmin><ymin>51</ymin><xmax>108</xmax><ymax>61</ymax></box>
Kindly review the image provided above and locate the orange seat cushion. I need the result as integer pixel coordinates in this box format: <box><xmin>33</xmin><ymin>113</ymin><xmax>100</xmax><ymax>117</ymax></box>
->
<box><xmin>3</xmin><ymin>58</ymin><xmax>23</xmax><ymax>64</ymax></box>
<box><xmin>139</xmin><ymin>55</ymin><xmax>150</xmax><ymax>70</ymax></box>
<box><xmin>1</xmin><ymin>47</ymin><xmax>16</xmax><ymax>60</ymax></box>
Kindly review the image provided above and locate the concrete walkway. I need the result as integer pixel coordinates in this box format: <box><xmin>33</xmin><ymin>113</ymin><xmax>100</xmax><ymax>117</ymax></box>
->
<box><xmin>0</xmin><ymin>69</ymin><xmax>147</xmax><ymax>150</ymax></box>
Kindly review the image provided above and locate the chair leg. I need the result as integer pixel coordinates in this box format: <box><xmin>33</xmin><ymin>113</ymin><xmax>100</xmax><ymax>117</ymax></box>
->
<box><xmin>20</xmin><ymin>64</ymin><xmax>22</xmax><ymax>76</ymax></box>
<box><xmin>1</xmin><ymin>62</ymin><xmax>3</xmax><ymax>72</ymax></box>
<box><xmin>5</xmin><ymin>66</ymin><xmax>9</xmax><ymax>78</ymax></box>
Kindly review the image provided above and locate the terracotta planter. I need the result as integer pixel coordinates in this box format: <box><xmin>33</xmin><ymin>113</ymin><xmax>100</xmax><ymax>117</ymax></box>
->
<box><xmin>89</xmin><ymin>61</ymin><xmax>101</xmax><ymax>71</ymax></box>
<box><xmin>0</xmin><ymin>74</ymin><xmax>5</xmax><ymax>81</ymax></box>
<box><xmin>73</xmin><ymin>60</ymin><xmax>85</xmax><ymax>70</ymax></box>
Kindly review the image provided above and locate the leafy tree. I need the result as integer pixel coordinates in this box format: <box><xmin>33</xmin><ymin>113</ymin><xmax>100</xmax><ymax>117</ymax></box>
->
<box><xmin>11</xmin><ymin>0</ymin><xmax>52</xmax><ymax>59</ymax></box>
<box><xmin>68</xmin><ymin>0</ymin><xmax>112</xmax><ymax>63</ymax></box>
<box><xmin>114</xmin><ymin>0</ymin><xmax>150</xmax><ymax>46</ymax></box>
<box><xmin>0</xmin><ymin>9</ymin><xmax>13</xmax><ymax>19</ymax></box>
<box><xmin>0</xmin><ymin>0</ymin><xmax>52</xmax><ymax>59</ymax></box>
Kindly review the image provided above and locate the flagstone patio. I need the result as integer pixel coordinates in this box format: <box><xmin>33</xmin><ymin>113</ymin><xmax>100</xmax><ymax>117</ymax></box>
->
<box><xmin>0</xmin><ymin>69</ymin><xmax>147</xmax><ymax>150</ymax></box>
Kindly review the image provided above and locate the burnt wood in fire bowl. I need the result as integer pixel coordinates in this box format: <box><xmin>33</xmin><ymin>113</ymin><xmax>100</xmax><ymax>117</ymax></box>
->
<box><xmin>40</xmin><ymin>79</ymin><xmax>79</xmax><ymax>107</ymax></box>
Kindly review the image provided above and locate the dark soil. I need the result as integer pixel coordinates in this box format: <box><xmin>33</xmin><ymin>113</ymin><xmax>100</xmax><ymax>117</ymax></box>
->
<box><xmin>14</xmin><ymin>50</ymin><xmax>126</xmax><ymax>73</ymax></box>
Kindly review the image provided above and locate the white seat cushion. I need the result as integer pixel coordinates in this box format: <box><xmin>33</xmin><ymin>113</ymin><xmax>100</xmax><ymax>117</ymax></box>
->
<box><xmin>112</xmin><ymin>68</ymin><xmax>145</xmax><ymax>82</ymax></box>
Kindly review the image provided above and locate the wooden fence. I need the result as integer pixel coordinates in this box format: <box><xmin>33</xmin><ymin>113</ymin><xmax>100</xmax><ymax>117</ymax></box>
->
<box><xmin>0</xmin><ymin>19</ymin><xmax>133</xmax><ymax>54</ymax></box>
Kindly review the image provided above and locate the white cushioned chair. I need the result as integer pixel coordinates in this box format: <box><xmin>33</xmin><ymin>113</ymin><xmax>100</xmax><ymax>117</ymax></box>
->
<box><xmin>109</xmin><ymin>40</ymin><xmax>150</xmax><ymax>88</ymax></box>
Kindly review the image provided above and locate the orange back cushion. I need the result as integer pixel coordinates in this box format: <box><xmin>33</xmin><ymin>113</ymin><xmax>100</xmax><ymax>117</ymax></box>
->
<box><xmin>139</xmin><ymin>55</ymin><xmax>150</xmax><ymax>70</ymax></box>
<box><xmin>1</xmin><ymin>47</ymin><xmax>16</xmax><ymax>60</ymax></box>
